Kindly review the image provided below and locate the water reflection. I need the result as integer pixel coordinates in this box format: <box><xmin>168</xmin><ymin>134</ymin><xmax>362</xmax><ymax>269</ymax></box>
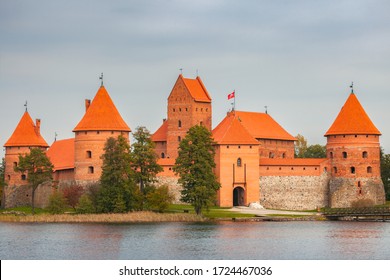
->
<box><xmin>1</xmin><ymin>221</ymin><xmax>390</xmax><ymax>260</ymax></box>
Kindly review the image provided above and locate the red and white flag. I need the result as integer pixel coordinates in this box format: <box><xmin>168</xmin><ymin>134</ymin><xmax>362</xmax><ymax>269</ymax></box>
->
<box><xmin>227</xmin><ymin>91</ymin><xmax>235</xmax><ymax>100</ymax></box>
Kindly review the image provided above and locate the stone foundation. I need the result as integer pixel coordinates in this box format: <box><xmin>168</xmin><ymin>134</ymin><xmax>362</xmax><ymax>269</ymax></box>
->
<box><xmin>329</xmin><ymin>177</ymin><xmax>385</xmax><ymax>208</ymax></box>
<box><xmin>155</xmin><ymin>176</ymin><xmax>182</xmax><ymax>204</ymax></box>
<box><xmin>260</xmin><ymin>173</ymin><xmax>331</xmax><ymax>210</ymax></box>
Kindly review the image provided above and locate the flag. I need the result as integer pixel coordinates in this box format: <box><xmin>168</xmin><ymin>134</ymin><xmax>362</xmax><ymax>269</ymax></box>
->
<box><xmin>227</xmin><ymin>91</ymin><xmax>235</xmax><ymax>100</ymax></box>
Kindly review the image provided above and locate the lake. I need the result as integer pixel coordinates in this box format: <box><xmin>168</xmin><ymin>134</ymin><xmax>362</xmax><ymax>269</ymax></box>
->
<box><xmin>1</xmin><ymin>221</ymin><xmax>390</xmax><ymax>259</ymax></box>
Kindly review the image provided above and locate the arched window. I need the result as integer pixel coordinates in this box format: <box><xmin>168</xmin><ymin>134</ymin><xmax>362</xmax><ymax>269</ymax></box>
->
<box><xmin>88</xmin><ymin>166</ymin><xmax>94</xmax><ymax>174</ymax></box>
<box><xmin>362</xmin><ymin>151</ymin><xmax>368</xmax><ymax>158</ymax></box>
<box><xmin>21</xmin><ymin>174</ymin><xmax>27</xmax><ymax>180</ymax></box>
<box><xmin>329</xmin><ymin>152</ymin><xmax>333</xmax><ymax>158</ymax></box>
<box><xmin>269</xmin><ymin>152</ymin><xmax>274</xmax><ymax>158</ymax></box>
<box><xmin>178</xmin><ymin>136</ymin><xmax>181</xmax><ymax>142</ymax></box>
<box><xmin>178</xmin><ymin>120</ymin><xmax>182</xmax><ymax>128</ymax></box>
<box><xmin>13</xmin><ymin>162</ymin><xmax>18</xmax><ymax>168</ymax></box>
<box><xmin>333</xmin><ymin>167</ymin><xmax>338</xmax><ymax>174</ymax></box>
<box><xmin>282</xmin><ymin>153</ymin><xmax>286</xmax><ymax>158</ymax></box>
<box><xmin>350</xmin><ymin>166</ymin><xmax>355</xmax><ymax>174</ymax></box>
<box><xmin>7</xmin><ymin>175</ymin><xmax>11</xmax><ymax>181</ymax></box>
<box><xmin>367</xmin><ymin>166</ymin><xmax>372</xmax><ymax>173</ymax></box>
<box><xmin>237</xmin><ymin>158</ymin><xmax>242</xmax><ymax>167</ymax></box>
<box><xmin>86</xmin><ymin>150</ymin><xmax>92</xmax><ymax>158</ymax></box>
<box><xmin>342</xmin><ymin>152</ymin><xmax>347</xmax><ymax>158</ymax></box>
<box><xmin>161</xmin><ymin>153</ymin><xmax>165</xmax><ymax>159</ymax></box>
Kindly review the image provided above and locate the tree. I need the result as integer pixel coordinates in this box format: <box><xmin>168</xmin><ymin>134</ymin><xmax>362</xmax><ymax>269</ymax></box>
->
<box><xmin>173</xmin><ymin>125</ymin><xmax>221</xmax><ymax>215</ymax></box>
<box><xmin>130</xmin><ymin>126</ymin><xmax>163</xmax><ymax>195</ymax></box>
<box><xmin>62</xmin><ymin>184</ymin><xmax>84</xmax><ymax>210</ymax></box>
<box><xmin>0</xmin><ymin>158</ymin><xmax>5</xmax><ymax>207</ymax></box>
<box><xmin>47</xmin><ymin>191</ymin><xmax>67</xmax><ymax>214</ymax></box>
<box><xmin>295</xmin><ymin>134</ymin><xmax>308</xmax><ymax>158</ymax></box>
<box><xmin>304</xmin><ymin>144</ymin><xmax>326</xmax><ymax>158</ymax></box>
<box><xmin>146</xmin><ymin>185</ymin><xmax>174</xmax><ymax>212</ymax></box>
<box><xmin>380</xmin><ymin>148</ymin><xmax>390</xmax><ymax>200</ymax></box>
<box><xmin>98</xmin><ymin>135</ymin><xmax>137</xmax><ymax>213</ymax></box>
<box><xmin>15</xmin><ymin>148</ymin><xmax>53</xmax><ymax>214</ymax></box>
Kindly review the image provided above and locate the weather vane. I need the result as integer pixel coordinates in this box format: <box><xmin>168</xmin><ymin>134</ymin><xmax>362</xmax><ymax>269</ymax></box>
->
<box><xmin>99</xmin><ymin>72</ymin><xmax>104</xmax><ymax>86</ymax></box>
<box><xmin>265</xmin><ymin>105</ymin><xmax>268</xmax><ymax>114</ymax></box>
<box><xmin>24</xmin><ymin>101</ymin><xmax>28</xmax><ymax>112</ymax></box>
<box><xmin>350</xmin><ymin>81</ymin><xmax>354</xmax><ymax>93</ymax></box>
<box><xmin>179</xmin><ymin>68</ymin><xmax>183</xmax><ymax>75</ymax></box>
<box><xmin>54</xmin><ymin>132</ymin><xmax>58</xmax><ymax>142</ymax></box>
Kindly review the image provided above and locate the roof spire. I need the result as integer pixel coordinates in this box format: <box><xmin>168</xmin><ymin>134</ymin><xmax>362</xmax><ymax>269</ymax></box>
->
<box><xmin>54</xmin><ymin>132</ymin><xmax>58</xmax><ymax>142</ymax></box>
<box><xmin>265</xmin><ymin>105</ymin><xmax>268</xmax><ymax>114</ymax></box>
<box><xmin>179</xmin><ymin>68</ymin><xmax>183</xmax><ymax>75</ymax></box>
<box><xmin>24</xmin><ymin>101</ymin><xmax>28</xmax><ymax>112</ymax></box>
<box><xmin>350</xmin><ymin>81</ymin><xmax>354</xmax><ymax>94</ymax></box>
<box><xmin>99</xmin><ymin>72</ymin><xmax>104</xmax><ymax>87</ymax></box>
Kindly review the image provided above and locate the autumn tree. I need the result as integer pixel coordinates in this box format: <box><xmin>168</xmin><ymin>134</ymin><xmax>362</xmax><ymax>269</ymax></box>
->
<box><xmin>98</xmin><ymin>135</ymin><xmax>137</xmax><ymax>213</ymax></box>
<box><xmin>62</xmin><ymin>184</ymin><xmax>84</xmax><ymax>210</ymax></box>
<box><xmin>130</xmin><ymin>126</ymin><xmax>163</xmax><ymax>195</ymax></box>
<box><xmin>15</xmin><ymin>148</ymin><xmax>53</xmax><ymax>214</ymax></box>
<box><xmin>294</xmin><ymin>134</ymin><xmax>308</xmax><ymax>158</ymax></box>
<box><xmin>295</xmin><ymin>134</ymin><xmax>326</xmax><ymax>158</ymax></box>
<box><xmin>173</xmin><ymin>125</ymin><xmax>221</xmax><ymax>215</ymax></box>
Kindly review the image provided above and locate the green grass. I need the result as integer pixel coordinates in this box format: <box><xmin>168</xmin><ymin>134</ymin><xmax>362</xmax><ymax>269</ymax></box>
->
<box><xmin>0</xmin><ymin>206</ymin><xmax>49</xmax><ymax>215</ymax></box>
<box><xmin>167</xmin><ymin>204</ymin><xmax>255</xmax><ymax>219</ymax></box>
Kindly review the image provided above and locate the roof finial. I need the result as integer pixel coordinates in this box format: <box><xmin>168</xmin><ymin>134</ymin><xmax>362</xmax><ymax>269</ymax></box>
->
<box><xmin>24</xmin><ymin>101</ymin><xmax>28</xmax><ymax>112</ymax></box>
<box><xmin>196</xmin><ymin>69</ymin><xmax>199</xmax><ymax>77</ymax></box>
<box><xmin>350</xmin><ymin>81</ymin><xmax>354</xmax><ymax>94</ymax></box>
<box><xmin>54</xmin><ymin>132</ymin><xmax>58</xmax><ymax>142</ymax></box>
<box><xmin>179</xmin><ymin>68</ymin><xmax>183</xmax><ymax>75</ymax></box>
<box><xmin>99</xmin><ymin>72</ymin><xmax>104</xmax><ymax>87</ymax></box>
<box><xmin>265</xmin><ymin>105</ymin><xmax>268</xmax><ymax>114</ymax></box>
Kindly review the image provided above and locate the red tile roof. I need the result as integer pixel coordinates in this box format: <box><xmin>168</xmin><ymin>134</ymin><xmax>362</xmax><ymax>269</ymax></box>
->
<box><xmin>73</xmin><ymin>86</ymin><xmax>131</xmax><ymax>132</ymax></box>
<box><xmin>4</xmin><ymin>111</ymin><xmax>48</xmax><ymax>147</ymax></box>
<box><xmin>260</xmin><ymin>158</ymin><xmax>327</xmax><ymax>166</ymax></box>
<box><xmin>233</xmin><ymin>111</ymin><xmax>296</xmax><ymax>141</ymax></box>
<box><xmin>46</xmin><ymin>138</ymin><xmax>75</xmax><ymax>171</ymax></box>
<box><xmin>325</xmin><ymin>93</ymin><xmax>381</xmax><ymax>136</ymax></box>
<box><xmin>212</xmin><ymin>113</ymin><xmax>259</xmax><ymax>145</ymax></box>
<box><xmin>180</xmin><ymin>75</ymin><xmax>211</xmax><ymax>103</ymax></box>
<box><xmin>152</xmin><ymin>120</ymin><xmax>168</xmax><ymax>142</ymax></box>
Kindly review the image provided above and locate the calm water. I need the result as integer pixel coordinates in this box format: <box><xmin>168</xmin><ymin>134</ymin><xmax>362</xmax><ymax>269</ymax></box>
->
<box><xmin>1</xmin><ymin>221</ymin><xmax>390</xmax><ymax>260</ymax></box>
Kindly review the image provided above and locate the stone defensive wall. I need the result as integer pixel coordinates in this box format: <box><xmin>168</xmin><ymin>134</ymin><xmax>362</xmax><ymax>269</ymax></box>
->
<box><xmin>260</xmin><ymin>172</ymin><xmax>331</xmax><ymax>210</ymax></box>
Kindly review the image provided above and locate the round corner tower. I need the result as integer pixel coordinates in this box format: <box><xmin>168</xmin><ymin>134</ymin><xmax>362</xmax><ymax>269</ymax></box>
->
<box><xmin>73</xmin><ymin>85</ymin><xmax>131</xmax><ymax>184</ymax></box>
<box><xmin>325</xmin><ymin>90</ymin><xmax>385</xmax><ymax>207</ymax></box>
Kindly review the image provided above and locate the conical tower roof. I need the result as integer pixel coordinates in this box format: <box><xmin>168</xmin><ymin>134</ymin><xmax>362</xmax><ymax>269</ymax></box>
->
<box><xmin>4</xmin><ymin>111</ymin><xmax>49</xmax><ymax>147</ymax></box>
<box><xmin>73</xmin><ymin>86</ymin><xmax>131</xmax><ymax>132</ymax></box>
<box><xmin>325</xmin><ymin>92</ymin><xmax>381</xmax><ymax>136</ymax></box>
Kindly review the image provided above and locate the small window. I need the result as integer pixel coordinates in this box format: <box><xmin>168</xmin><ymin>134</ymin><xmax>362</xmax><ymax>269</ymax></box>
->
<box><xmin>178</xmin><ymin>136</ymin><xmax>181</xmax><ymax>142</ymax></box>
<box><xmin>206</xmin><ymin>108</ymin><xmax>208</xmax><ymax>112</ymax></box>
<box><xmin>111</xmin><ymin>131</ymin><xmax>114</xmax><ymax>134</ymax></box>
<box><xmin>227</xmin><ymin>145</ymin><xmax>229</xmax><ymax>149</ymax></box>
<box><xmin>333</xmin><ymin>167</ymin><xmax>338</xmax><ymax>174</ymax></box>
<box><xmin>282</xmin><ymin>153</ymin><xmax>286</xmax><ymax>158</ymax></box>
<box><xmin>21</xmin><ymin>174</ymin><xmax>27</xmax><ymax>180</ymax></box>
<box><xmin>367</xmin><ymin>166</ymin><xmax>372</xmax><ymax>173</ymax></box>
<box><xmin>173</xmin><ymin>108</ymin><xmax>175</xmax><ymax>112</ymax></box>
<box><xmin>85</xmin><ymin>131</ymin><xmax>87</xmax><ymax>135</ymax></box>
<box><xmin>13</xmin><ymin>162</ymin><xmax>18</xmax><ymax>168</ymax></box>
<box><xmin>200</xmin><ymin>121</ymin><xmax>203</xmax><ymax>126</ymax></box>
<box><xmin>97</xmin><ymin>131</ymin><xmax>100</xmax><ymax>134</ymax></box>
<box><xmin>362</xmin><ymin>151</ymin><xmax>368</xmax><ymax>158</ymax></box>
<box><xmin>169</xmin><ymin>167</ymin><xmax>172</xmax><ymax>171</ymax></box>
<box><xmin>329</xmin><ymin>152</ymin><xmax>333</xmax><ymax>158</ymax></box>
<box><xmin>7</xmin><ymin>175</ymin><xmax>11</xmax><ymax>181</ymax></box>
<box><xmin>269</xmin><ymin>152</ymin><xmax>274</xmax><ymax>158</ymax></box>
<box><xmin>279</xmin><ymin>167</ymin><xmax>282</xmax><ymax>170</ymax></box>
<box><xmin>238</xmin><ymin>146</ymin><xmax>241</xmax><ymax>149</ymax></box>
<box><xmin>350</xmin><ymin>166</ymin><xmax>355</xmax><ymax>174</ymax></box>
<box><xmin>237</xmin><ymin>158</ymin><xmax>242</xmax><ymax>167</ymax></box>
<box><xmin>178</xmin><ymin>120</ymin><xmax>182</xmax><ymax>128</ymax></box>
<box><xmin>291</xmin><ymin>167</ymin><xmax>294</xmax><ymax>170</ymax></box>
<box><xmin>267</xmin><ymin>167</ymin><xmax>269</xmax><ymax>170</ymax></box>
<box><xmin>250</xmin><ymin>146</ymin><xmax>252</xmax><ymax>149</ymax></box>
<box><xmin>86</xmin><ymin>151</ymin><xmax>92</xmax><ymax>158</ymax></box>
<box><xmin>88</xmin><ymin>166</ymin><xmax>94</xmax><ymax>174</ymax></box>
<box><xmin>324</xmin><ymin>167</ymin><xmax>328</xmax><ymax>172</ymax></box>
<box><xmin>186</xmin><ymin>108</ymin><xmax>188</xmax><ymax>111</ymax></box>
<box><xmin>342</xmin><ymin>152</ymin><xmax>347</xmax><ymax>159</ymax></box>
<box><xmin>161</xmin><ymin>153</ymin><xmax>165</xmax><ymax>159</ymax></box>
<box><xmin>179</xmin><ymin>108</ymin><xmax>182</xmax><ymax>112</ymax></box>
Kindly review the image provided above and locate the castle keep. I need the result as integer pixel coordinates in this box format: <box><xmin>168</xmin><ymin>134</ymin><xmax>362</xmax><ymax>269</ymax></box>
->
<box><xmin>2</xmin><ymin>75</ymin><xmax>386</xmax><ymax>209</ymax></box>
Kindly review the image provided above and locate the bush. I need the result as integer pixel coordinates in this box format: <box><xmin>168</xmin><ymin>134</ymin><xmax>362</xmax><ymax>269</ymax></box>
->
<box><xmin>47</xmin><ymin>191</ymin><xmax>67</xmax><ymax>214</ymax></box>
<box><xmin>76</xmin><ymin>194</ymin><xmax>95</xmax><ymax>214</ymax></box>
<box><xmin>351</xmin><ymin>198</ymin><xmax>375</xmax><ymax>208</ymax></box>
<box><xmin>146</xmin><ymin>185</ymin><xmax>174</xmax><ymax>212</ymax></box>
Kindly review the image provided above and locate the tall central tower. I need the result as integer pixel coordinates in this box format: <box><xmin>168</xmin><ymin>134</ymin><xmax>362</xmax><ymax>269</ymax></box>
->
<box><xmin>325</xmin><ymin>90</ymin><xmax>385</xmax><ymax>207</ymax></box>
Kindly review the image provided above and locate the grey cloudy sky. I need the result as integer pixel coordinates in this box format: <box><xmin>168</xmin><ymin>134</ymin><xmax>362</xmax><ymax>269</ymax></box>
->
<box><xmin>1</xmin><ymin>0</ymin><xmax>390</xmax><ymax>157</ymax></box>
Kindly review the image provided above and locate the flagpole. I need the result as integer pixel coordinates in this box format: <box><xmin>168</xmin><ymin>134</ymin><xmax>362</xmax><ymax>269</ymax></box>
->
<box><xmin>233</xmin><ymin>90</ymin><xmax>236</xmax><ymax>112</ymax></box>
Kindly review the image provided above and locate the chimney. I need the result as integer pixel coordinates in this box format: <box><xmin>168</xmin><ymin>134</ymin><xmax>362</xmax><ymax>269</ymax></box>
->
<box><xmin>85</xmin><ymin>99</ymin><xmax>91</xmax><ymax>112</ymax></box>
<box><xmin>35</xmin><ymin>119</ymin><xmax>41</xmax><ymax>135</ymax></box>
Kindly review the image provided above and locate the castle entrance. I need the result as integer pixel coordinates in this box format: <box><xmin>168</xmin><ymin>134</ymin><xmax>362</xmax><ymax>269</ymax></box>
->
<box><xmin>233</xmin><ymin>187</ymin><xmax>245</xmax><ymax>206</ymax></box>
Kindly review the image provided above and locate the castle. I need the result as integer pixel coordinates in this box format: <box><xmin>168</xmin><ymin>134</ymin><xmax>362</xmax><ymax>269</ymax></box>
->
<box><xmin>2</xmin><ymin>74</ymin><xmax>386</xmax><ymax>209</ymax></box>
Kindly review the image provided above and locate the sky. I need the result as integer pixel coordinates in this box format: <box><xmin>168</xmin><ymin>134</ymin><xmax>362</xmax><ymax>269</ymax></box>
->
<box><xmin>1</xmin><ymin>0</ymin><xmax>390</xmax><ymax>158</ymax></box>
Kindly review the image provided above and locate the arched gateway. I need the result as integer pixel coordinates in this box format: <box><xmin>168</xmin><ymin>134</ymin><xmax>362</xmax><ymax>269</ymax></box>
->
<box><xmin>233</xmin><ymin>187</ymin><xmax>245</xmax><ymax>206</ymax></box>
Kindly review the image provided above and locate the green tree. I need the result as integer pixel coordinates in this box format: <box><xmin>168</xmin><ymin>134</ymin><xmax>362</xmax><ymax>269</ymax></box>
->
<box><xmin>304</xmin><ymin>144</ymin><xmax>326</xmax><ymax>158</ymax></box>
<box><xmin>15</xmin><ymin>148</ymin><xmax>53</xmax><ymax>214</ymax></box>
<box><xmin>0</xmin><ymin>158</ymin><xmax>5</xmax><ymax>207</ymax></box>
<box><xmin>98</xmin><ymin>135</ymin><xmax>137</xmax><ymax>213</ymax></box>
<box><xmin>130</xmin><ymin>126</ymin><xmax>163</xmax><ymax>195</ymax></box>
<box><xmin>294</xmin><ymin>134</ymin><xmax>308</xmax><ymax>158</ymax></box>
<box><xmin>173</xmin><ymin>125</ymin><xmax>221</xmax><ymax>215</ymax></box>
<box><xmin>380</xmin><ymin>148</ymin><xmax>390</xmax><ymax>200</ymax></box>
<box><xmin>76</xmin><ymin>194</ymin><xmax>95</xmax><ymax>214</ymax></box>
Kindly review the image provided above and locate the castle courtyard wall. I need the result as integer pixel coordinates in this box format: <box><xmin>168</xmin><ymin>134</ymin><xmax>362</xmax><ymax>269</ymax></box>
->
<box><xmin>260</xmin><ymin>173</ymin><xmax>331</xmax><ymax>210</ymax></box>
